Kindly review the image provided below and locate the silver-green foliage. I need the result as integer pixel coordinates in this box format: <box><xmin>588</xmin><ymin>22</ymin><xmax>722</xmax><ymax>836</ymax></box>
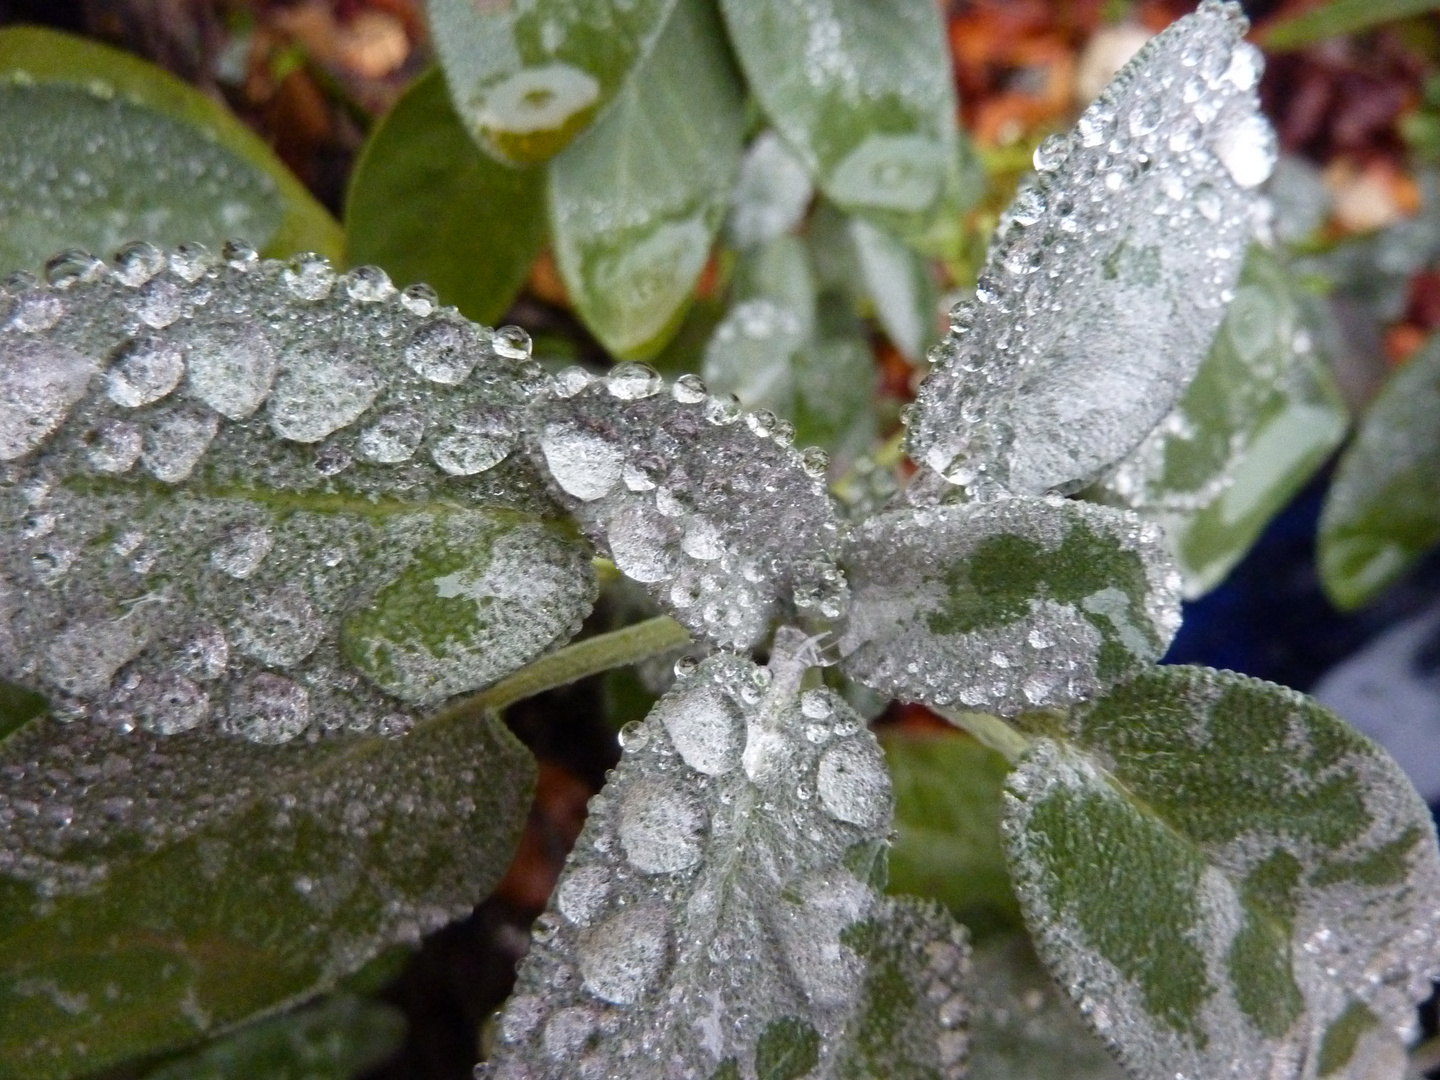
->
<box><xmin>2</xmin><ymin>4</ymin><xmax>1440</xmax><ymax>1080</ymax></box>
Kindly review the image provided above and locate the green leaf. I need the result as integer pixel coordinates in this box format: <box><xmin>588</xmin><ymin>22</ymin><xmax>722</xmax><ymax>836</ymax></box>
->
<box><xmin>426</xmin><ymin>0</ymin><xmax>678</xmax><ymax>166</ymax></box>
<box><xmin>1003</xmin><ymin>666</ymin><xmax>1440</xmax><ymax>1080</ymax></box>
<box><xmin>847</xmin><ymin>218</ymin><xmax>937</xmax><ymax>362</ymax></box>
<box><xmin>719</xmin><ymin>0</ymin><xmax>974</xmax><ymax>261</ymax></box>
<box><xmin>1262</xmin><ymin>0</ymin><xmax>1440</xmax><ymax>51</ymax></box>
<box><xmin>881</xmin><ymin>729</ymin><xmax>1022</xmax><ymax>939</ymax></box>
<box><xmin>0</xmin><ymin>246</ymin><xmax>595</xmax><ymax>1075</ymax></box>
<box><xmin>907</xmin><ymin>5</ymin><xmax>1269</xmax><ymax>497</ymax></box>
<box><xmin>1319</xmin><ymin>333</ymin><xmax>1440</xmax><ymax>609</ymax></box>
<box><xmin>1096</xmin><ymin>245</ymin><xmax>1348</xmax><ymax>597</ymax></box>
<box><xmin>963</xmin><ymin>934</ymin><xmax>1127</xmax><ymax>1080</ymax></box>
<box><xmin>838</xmin><ymin>496</ymin><xmax>1181</xmax><ymax>716</ymax></box>
<box><xmin>486</xmin><ymin>632</ymin><xmax>972</xmax><ymax>1080</ymax></box>
<box><xmin>141</xmin><ymin>995</ymin><xmax>405</xmax><ymax>1080</ymax></box>
<box><xmin>726</xmin><ymin>131</ymin><xmax>815</xmax><ymax>251</ymax></box>
<box><xmin>345</xmin><ymin>68</ymin><xmax>547</xmax><ymax>326</ymax></box>
<box><xmin>547</xmin><ymin>0</ymin><xmax>745</xmax><ymax>359</ymax></box>
<box><xmin>0</xmin><ymin>27</ymin><xmax>341</xmax><ymax>270</ymax></box>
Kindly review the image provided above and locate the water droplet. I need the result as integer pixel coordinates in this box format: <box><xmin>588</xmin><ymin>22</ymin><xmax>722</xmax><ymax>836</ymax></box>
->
<box><xmin>557</xmin><ymin>864</ymin><xmax>612</xmax><ymax>926</ymax></box>
<box><xmin>1195</xmin><ymin>183</ymin><xmax>1223</xmax><ymax>222</ymax></box>
<box><xmin>170</xmin><ymin>243</ymin><xmax>213</xmax><ymax>283</ymax></box>
<box><xmin>222</xmin><ymin>239</ymin><xmax>259</xmax><ymax>270</ymax></box>
<box><xmin>1033</xmin><ymin>133</ymin><xmax>1069</xmax><ymax>173</ymax></box>
<box><xmin>618</xmin><ymin>778</ymin><xmax>705</xmax><ymax>873</ymax></box>
<box><xmin>542</xmin><ymin>1005</ymin><xmax>599</xmax><ymax>1059</ymax></box>
<box><xmin>113</xmin><ymin>241</ymin><xmax>165</xmax><ymax>287</ymax></box>
<box><xmin>816</xmin><ymin>737</ymin><xmax>890</xmax><ymax>827</ymax></box>
<box><xmin>344</xmin><ymin>265</ymin><xmax>396</xmax><ymax>303</ymax></box>
<box><xmin>210</xmin><ymin>523</ymin><xmax>272</xmax><ymax>579</ymax></box>
<box><xmin>551</xmin><ymin>366</ymin><xmax>592</xmax><ymax>399</ymax></box>
<box><xmin>672</xmin><ymin>373</ymin><xmax>707</xmax><ymax>404</ymax></box>
<box><xmin>1212</xmin><ymin>113</ymin><xmax>1276</xmax><ymax>189</ymax></box>
<box><xmin>267</xmin><ymin>347</ymin><xmax>382</xmax><ymax>443</ymax></box>
<box><xmin>656</xmin><ymin>683</ymin><xmax>741</xmax><ymax>775</ymax></box>
<box><xmin>404</xmin><ymin>319</ymin><xmax>484</xmax><ymax>385</ymax></box>
<box><xmin>1010</xmin><ymin>187</ymin><xmax>1047</xmax><ymax>226</ymax></box>
<box><xmin>226</xmin><ymin>672</ymin><xmax>309</xmax><ymax>744</ymax></box>
<box><xmin>136</xmin><ymin>277</ymin><xmax>183</xmax><ymax>329</ymax></box>
<box><xmin>182</xmin><ymin>320</ymin><xmax>278</xmax><ymax>419</ymax></box>
<box><xmin>577</xmin><ymin>903</ymin><xmax>672</xmax><ymax>1004</ymax></box>
<box><xmin>606</xmin><ymin>506</ymin><xmax>676</xmax><ymax>583</ymax></box>
<box><xmin>681</xmin><ymin>516</ymin><xmax>725</xmax><ymax>561</ymax></box>
<box><xmin>540</xmin><ymin>422</ymin><xmax>624</xmax><ymax>501</ymax></box>
<box><xmin>0</xmin><ymin>338</ymin><xmax>98</xmax><ymax>460</ymax></box>
<box><xmin>234</xmin><ymin>586</ymin><xmax>323</xmax><ymax>667</ymax></box>
<box><xmin>178</xmin><ymin>626</ymin><xmax>229</xmax><ymax>680</ymax></box>
<box><xmin>800</xmin><ymin>690</ymin><xmax>833</xmax><ymax>721</ymax></box>
<box><xmin>359</xmin><ymin>409</ymin><xmax>425</xmax><ymax>463</ymax></box>
<box><xmin>106</xmin><ymin>334</ymin><xmax>185</xmax><ymax>407</ymax></box>
<box><xmin>493</xmin><ymin>325</ymin><xmax>532</xmax><ymax>361</ymax></box>
<box><xmin>44</xmin><ymin>249</ymin><xmax>103</xmax><ymax>288</ymax></box>
<box><xmin>431</xmin><ymin>412</ymin><xmax>516</xmax><ymax>476</ymax></box>
<box><xmin>87</xmin><ymin>419</ymin><xmax>143</xmax><ymax>473</ymax></box>
<box><xmin>133</xmin><ymin>673</ymin><xmax>210</xmax><ymax>735</ymax></box>
<box><xmin>399</xmin><ymin>282</ymin><xmax>437</xmax><ymax>316</ymax></box>
<box><xmin>704</xmin><ymin>393</ymin><xmax>741</xmax><ymax>426</ymax></box>
<box><xmin>799</xmin><ymin>446</ymin><xmax>829</xmax><ymax>479</ymax></box>
<box><xmin>606</xmin><ymin>361</ymin><xmax>663</xmax><ymax>400</ymax></box>
<box><xmin>282</xmin><ymin>253</ymin><xmax>336</xmax><ymax>301</ymax></box>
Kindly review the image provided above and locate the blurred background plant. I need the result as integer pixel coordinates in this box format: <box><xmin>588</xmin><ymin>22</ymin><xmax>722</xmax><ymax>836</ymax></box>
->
<box><xmin>5</xmin><ymin>0</ymin><xmax>1440</xmax><ymax>1077</ymax></box>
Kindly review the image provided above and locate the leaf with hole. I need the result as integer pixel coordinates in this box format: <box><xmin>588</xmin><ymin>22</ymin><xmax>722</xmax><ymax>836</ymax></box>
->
<box><xmin>0</xmin><ymin>26</ymin><xmax>340</xmax><ymax>272</ymax></box>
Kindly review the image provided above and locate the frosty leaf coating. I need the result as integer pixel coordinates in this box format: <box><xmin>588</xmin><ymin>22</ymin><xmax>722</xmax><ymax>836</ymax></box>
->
<box><xmin>0</xmin><ymin>245</ymin><xmax>595</xmax><ymax>737</ymax></box>
<box><xmin>1003</xmin><ymin>666</ymin><xmax>1440</xmax><ymax>1080</ymax></box>
<box><xmin>527</xmin><ymin>365</ymin><xmax>847</xmax><ymax>649</ymax></box>
<box><xmin>838</xmin><ymin>496</ymin><xmax>1181</xmax><ymax>716</ymax></box>
<box><xmin>908</xmin><ymin>0</ymin><xmax>1272</xmax><ymax>498</ymax></box>
<box><xmin>486</xmin><ymin>636</ymin><xmax>970</xmax><ymax>1080</ymax></box>
<box><xmin>1095</xmin><ymin>245</ymin><xmax>1347</xmax><ymax>597</ymax></box>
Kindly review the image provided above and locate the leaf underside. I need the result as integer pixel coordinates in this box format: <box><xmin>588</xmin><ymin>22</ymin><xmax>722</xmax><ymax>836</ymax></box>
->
<box><xmin>1003</xmin><ymin>665</ymin><xmax>1440</xmax><ymax>1080</ymax></box>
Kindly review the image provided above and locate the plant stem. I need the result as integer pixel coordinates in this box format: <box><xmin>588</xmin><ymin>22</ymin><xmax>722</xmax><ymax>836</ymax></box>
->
<box><xmin>447</xmin><ymin>616</ymin><xmax>692</xmax><ymax>720</ymax></box>
<box><xmin>934</xmin><ymin>707</ymin><xmax>1032</xmax><ymax>763</ymax></box>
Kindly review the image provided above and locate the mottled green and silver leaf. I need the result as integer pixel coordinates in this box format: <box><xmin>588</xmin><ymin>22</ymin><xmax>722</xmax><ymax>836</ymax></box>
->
<box><xmin>838</xmin><ymin>496</ymin><xmax>1181</xmax><ymax>716</ymax></box>
<box><xmin>1097</xmin><ymin>245</ymin><xmax>1347</xmax><ymax>597</ymax></box>
<box><xmin>0</xmin><ymin>27</ymin><xmax>341</xmax><ymax>271</ymax></box>
<box><xmin>719</xmin><ymin>0</ymin><xmax>973</xmax><ymax>261</ymax></box>
<box><xmin>525</xmin><ymin>363</ymin><xmax>846</xmax><ymax>650</ymax></box>
<box><xmin>548</xmin><ymin>0</ymin><xmax>745</xmax><ymax>359</ymax></box>
<box><xmin>1319</xmin><ymin>333</ymin><xmax>1440</xmax><ymax>611</ymax></box>
<box><xmin>0</xmin><ymin>245</ymin><xmax>594</xmax><ymax>730</ymax></box>
<box><xmin>425</xmin><ymin>0</ymin><xmax>676</xmax><ymax>166</ymax></box>
<box><xmin>908</xmin><ymin>2</ymin><xmax>1272</xmax><ymax>498</ymax></box>
<box><xmin>486</xmin><ymin>633</ymin><xmax>970</xmax><ymax>1080</ymax></box>
<box><xmin>1003</xmin><ymin>666</ymin><xmax>1440</xmax><ymax>1080</ymax></box>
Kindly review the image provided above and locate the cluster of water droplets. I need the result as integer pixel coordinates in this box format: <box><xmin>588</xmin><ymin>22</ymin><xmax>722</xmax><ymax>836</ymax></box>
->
<box><xmin>837</xmin><ymin>495</ymin><xmax>1181</xmax><ymax>716</ymax></box>
<box><xmin>485</xmin><ymin>631</ymin><xmax>968</xmax><ymax>1079</ymax></box>
<box><xmin>906</xmin><ymin>0</ymin><xmax>1274</xmax><ymax>501</ymax></box>
<box><xmin>0</xmin><ymin>241</ymin><xmax>593</xmax><ymax>750</ymax></box>
<box><xmin>526</xmin><ymin>363</ymin><xmax>848</xmax><ymax>649</ymax></box>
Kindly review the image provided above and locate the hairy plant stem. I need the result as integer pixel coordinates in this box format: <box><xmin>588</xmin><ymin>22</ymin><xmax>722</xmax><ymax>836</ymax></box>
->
<box><xmin>446</xmin><ymin>615</ymin><xmax>692</xmax><ymax>720</ymax></box>
<box><xmin>934</xmin><ymin>707</ymin><xmax>1031</xmax><ymax>763</ymax></box>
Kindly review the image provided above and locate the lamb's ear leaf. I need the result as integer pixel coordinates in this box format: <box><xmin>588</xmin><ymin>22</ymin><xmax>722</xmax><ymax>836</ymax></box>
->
<box><xmin>963</xmin><ymin>933</ymin><xmax>1128</xmax><ymax>1080</ymax></box>
<box><xmin>847</xmin><ymin>218</ymin><xmax>938</xmax><ymax>363</ymax></box>
<box><xmin>526</xmin><ymin>362</ymin><xmax>845</xmax><ymax>651</ymax></box>
<box><xmin>487</xmin><ymin>633</ymin><xmax>971</xmax><ymax>1080</ymax></box>
<box><xmin>0</xmin><ymin>26</ymin><xmax>341</xmax><ymax>270</ymax></box>
<box><xmin>0</xmin><ymin>248</ymin><xmax>598</xmax><ymax>1075</ymax></box>
<box><xmin>881</xmin><ymin>728</ymin><xmax>1023</xmax><ymax>939</ymax></box>
<box><xmin>425</xmin><ymin>0</ymin><xmax>678</xmax><ymax>166</ymax></box>
<box><xmin>548</xmin><ymin>0</ymin><xmax>745</xmax><ymax>360</ymax></box>
<box><xmin>345</xmin><ymin>68</ymin><xmax>547</xmax><ymax>327</ymax></box>
<box><xmin>1003</xmin><ymin>665</ymin><xmax>1440</xmax><ymax>1080</ymax></box>
<box><xmin>1096</xmin><ymin>244</ymin><xmax>1348</xmax><ymax>598</ymax></box>
<box><xmin>907</xmin><ymin>3</ymin><xmax>1270</xmax><ymax>498</ymax></box>
<box><xmin>718</xmin><ymin>0</ymin><xmax>975</xmax><ymax>263</ymax></box>
<box><xmin>137</xmin><ymin>995</ymin><xmax>405</xmax><ymax>1080</ymax></box>
<box><xmin>726</xmin><ymin>131</ymin><xmax>815</xmax><ymax>252</ymax></box>
<box><xmin>1319</xmin><ymin>333</ymin><xmax>1440</xmax><ymax>610</ymax></box>
<box><xmin>838</xmin><ymin>496</ymin><xmax>1181</xmax><ymax>717</ymax></box>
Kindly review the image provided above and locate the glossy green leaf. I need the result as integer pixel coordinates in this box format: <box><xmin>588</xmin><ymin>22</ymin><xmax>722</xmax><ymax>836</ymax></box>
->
<box><xmin>1003</xmin><ymin>666</ymin><xmax>1440</xmax><ymax>1080</ymax></box>
<box><xmin>0</xmin><ymin>246</ymin><xmax>594</xmax><ymax>1075</ymax></box>
<box><xmin>426</xmin><ymin>0</ymin><xmax>677</xmax><ymax>166</ymax></box>
<box><xmin>1262</xmin><ymin>0</ymin><xmax>1440</xmax><ymax>51</ymax></box>
<box><xmin>839</xmin><ymin>496</ymin><xmax>1181</xmax><ymax>717</ymax></box>
<box><xmin>963</xmin><ymin>934</ymin><xmax>1127</xmax><ymax>1080</ymax></box>
<box><xmin>1319</xmin><ymin>334</ymin><xmax>1440</xmax><ymax>609</ymax></box>
<box><xmin>1097</xmin><ymin>246</ymin><xmax>1348</xmax><ymax>597</ymax></box>
<box><xmin>881</xmin><ymin>729</ymin><xmax>1023</xmax><ymax>939</ymax></box>
<box><xmin>141</xmin><ymin>995</ymin><xmax>404</xmax><ymax>1080</ymax></box>
<box><xmin>719</xmin><ymin>0</ymin><xmax>975</xmax><ymax>261</ymax></box>
<box><xmin>548</xmin><ymin>0</ymin><xmax>745</xmax><ymax>359</ymax></box>
<box><xmin>345</xmin><ymin>68</ymin><xmax>546</xmax><ymax>326</ymax></box>
<box><xmin>486</xmin><ymin>633</ymin><xmax>970</xmax><ymax>1080</ymax></box>
<box><xmin>0</xmin><ymin>27</ymin><xmax>341</xmax><ymax>271</ymax></box>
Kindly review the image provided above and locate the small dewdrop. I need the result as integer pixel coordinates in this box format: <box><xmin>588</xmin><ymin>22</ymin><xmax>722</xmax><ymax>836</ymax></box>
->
<box><xmin>344</xmin><ymin>264</ymin><xmax>396</xmax><ymax>303</ymax></box>
<box><xmin>800</xmin><ymin>446</ymin><xmax>829</xmax><ymax>478</ymax></box>
<box><xmin>222</xmin><ymin>238</ymin><xmax>259</xmax><ymax>270</ymax></box>
<box><xmin>400</xmin><ymin>282</ymin><xmax>438</xmax><ymax>316</ymax></box>
<box><xmin>704</xmin><ymin>393</ymin><xmax>741</xmax><ymax>426</ymax></box>
<box><xmin>282</xmin><ymin>253</ymin><xmax>336</xmax><ymax>301</ymax></box>
<box><xmin>112</xmin><ymin>241</ymin><xmax>165</xmax><ymax>287</ymax></box>
<box><xmin>493</xmin><ymin>325</ymin><xmax>532</xmax><ymax>361</ymax></box>
<box><xmin>44</xmin><ymin>249</ymin><xmax>103</xmax><ymax>289</ymax></box>
<box><xmin>606</xmin><ymin>362</ymin><xmax>663</xmax><ymax>401</ymax></box>
<box><xmin>550</xmin><ymin>366</ymin><xmax>593</xmax><ymax>399</ymax></box>
<box><xmin>672</xmin><ymin>373</ymin><xmax>707</xmax><ymax>404</ymax></box>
